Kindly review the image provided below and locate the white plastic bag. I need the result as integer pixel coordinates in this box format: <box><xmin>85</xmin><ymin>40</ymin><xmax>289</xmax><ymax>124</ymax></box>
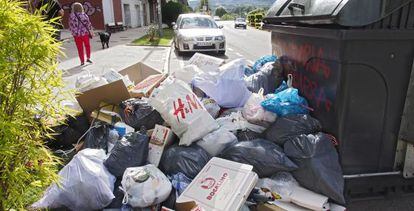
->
<box><xmin>216</xmin><ymin>111</ymin><xmax>266</xmax><ymax>133</ymax></box>
<box><xmin>197</xmin><ymin>128</ymin><xmax>238</xmax><ymax>156</ymax></box>
<box><xmin>32</xmin><ymin>149</ymin><xmax>116</xmax><ymax>210</ymax></box>
<box><xmin>172</xmin><ymin>65</ymin><xmax>204</xmax><ymax>84</ymax></box>
<box><xmin>242</xmin><ymin>88</ymin><xmax>277</xmax><ymax>124</ymax></box>
<box><xmin>75</xmin><ymin>73</ymin><xmax>108</xmax><ymax>93</ymax></box>
<box><xmin>192</xmin><ymin>59</ymin><xmax>252</xmax><ymax>108</ymax></box>
<box><xmin>149</xmin><ymin>77</ymin><xmax>219</xmax><ymax>146</ymax></box>
<box><xmin>121</xmin><ymin>164</ymin><xmax>172</xmax><ymax>208</ymax></box>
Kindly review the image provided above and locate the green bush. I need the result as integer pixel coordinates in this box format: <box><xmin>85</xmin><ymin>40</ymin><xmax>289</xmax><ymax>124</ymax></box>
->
<box><xmin>0</xmin><ymin>0</ymin><xmax>70</xmax><ymax>209</ymax></box>
<box><xmin>162</xmin><ymin>1</ymin><xmax>184</xmax><ymax>27</ymax></box>
<box><xmin>215</xmin><ymin>7</ymin><xmax>227</xmax><ymax>17</ymax></box>
<box><xmin>221</xmin><ymin>13</ymin><xmax>236</xmax><ymax>21</ymax></box>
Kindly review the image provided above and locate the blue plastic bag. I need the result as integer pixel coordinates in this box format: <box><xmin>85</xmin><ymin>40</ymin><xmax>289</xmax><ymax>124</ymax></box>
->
<box><xmin>170</xmin><ymin>172</ymin><xmax>192</xmax><ymax>197</ymax></box>
<box><xmin>252</xmin><ymin>55</ymin><xmax>277</xmax><ymax>72</ymax></box>
<box><xmin>274</xmin><ymin>81</ymin><xmax>288</xmax><ymax>94</ymax></box>
<box><xmin>261</xmin><ymin>88</ymin><xmax>309</xmax><ymax>117</ymax></box>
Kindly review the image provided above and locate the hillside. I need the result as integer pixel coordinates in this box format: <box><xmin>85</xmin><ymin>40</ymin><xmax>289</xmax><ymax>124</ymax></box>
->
<box><xmin>188</xmin><ymin>0</ymin><xmax>275</xmax><ymax>11</ymax></box>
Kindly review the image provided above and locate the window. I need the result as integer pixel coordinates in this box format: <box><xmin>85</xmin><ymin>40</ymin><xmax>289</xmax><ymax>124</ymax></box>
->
<box><xmin>179</xmin><ymin>17</ymin><xmax>218</xmax><ymax>29</ymax></box>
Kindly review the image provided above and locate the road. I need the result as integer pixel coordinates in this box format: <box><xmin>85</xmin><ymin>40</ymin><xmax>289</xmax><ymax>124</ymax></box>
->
<box><xmin>169</xmin><ymin>21</ymin><xmax>271</xmax><ymax>74</ymax></box>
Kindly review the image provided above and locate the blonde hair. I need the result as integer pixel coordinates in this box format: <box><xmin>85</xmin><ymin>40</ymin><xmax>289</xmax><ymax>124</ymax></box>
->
<box><xmin>72</xmin><ymin>2</ymin><xmax>84</xmax><ymax>13</ymax></box>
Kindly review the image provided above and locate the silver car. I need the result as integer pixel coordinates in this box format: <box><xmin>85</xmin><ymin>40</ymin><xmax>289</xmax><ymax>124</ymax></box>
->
<box><xmin>173</xmin><ymin>14</ymin><xmax>226</xmax><ymax>55</ymax></box>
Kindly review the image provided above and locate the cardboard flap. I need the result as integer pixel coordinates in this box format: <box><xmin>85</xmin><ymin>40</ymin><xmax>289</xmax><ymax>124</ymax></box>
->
<box><xmin>76</xmin><ymin>80</ymin><xmax>130</xmax><ymax>114</ymax></box>
<box><xmin>119</xmin><ymin>62</ymin><xmax>162</xmax><ymax>84</ymax></box>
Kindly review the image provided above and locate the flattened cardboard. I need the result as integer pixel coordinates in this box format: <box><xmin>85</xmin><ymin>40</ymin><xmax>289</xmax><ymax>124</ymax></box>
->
<box><xmin>188</xmin><ymin>53</ymin><xmax>224</xmax><ymax>72</ymax></box>
<box><xmin>76</xmin><ymin>62</ymin><xmax>162</xmax><ymax>114</ymax></box>
<box><xmin>176</xmin><ymin>157</ymin><xmax>258</xmax><ymax>211</ymax></box>
<box><xmin>131</xmin><ymin>73</ymin><xmax>167</xmax><ymax>98</ymax></box>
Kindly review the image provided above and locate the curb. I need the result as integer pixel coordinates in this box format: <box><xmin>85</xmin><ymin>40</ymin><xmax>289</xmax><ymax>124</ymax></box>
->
<box><xmin>163</xmin><ymin>43</ymin><xmax>172</xmax><ymax>74</ymax></box>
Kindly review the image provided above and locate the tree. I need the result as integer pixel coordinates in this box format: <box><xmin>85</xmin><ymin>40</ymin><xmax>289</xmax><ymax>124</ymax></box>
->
<box><xmin>215</xmin><ymin>7</ymin><xmax>227</xmax><ymax>17</ymax></box>
<box><xmin>162</xmin><ymin>1</ymin><xmax>184</xmax><ymax>27</ymax></box>
<box><xmin>221</xmin><ymin>13</ymin><xmax>236</xmax><ymax>21</ymax></box>
<box><xmin>0</xmin><ymin>0</ymin><xmax>70</xmax><ymax>209</ymax></box>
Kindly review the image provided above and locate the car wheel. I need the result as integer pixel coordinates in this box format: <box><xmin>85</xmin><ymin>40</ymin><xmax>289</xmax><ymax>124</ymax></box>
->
<box><xmin>244</xmin><ymin>26</ymin><xmax>247</xmax><ymax>29</ymax></box>
<box><xmin>218</xmin><ymin>50</ymin><xmax>226</xmax><ymax>55</ymax></box>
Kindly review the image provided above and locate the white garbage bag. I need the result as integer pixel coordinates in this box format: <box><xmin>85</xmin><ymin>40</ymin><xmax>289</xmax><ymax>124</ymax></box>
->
<box><xmin>216</xmin><ymin>111</ymin><xmax>266</xmax><ymax>133</ymax></box>
<box><xmin>197</xmin><ymin>128</ymin><xmax>238</xmax><ymax>156</ymax></box>
<box><xmin>149</xmin><ymin>77</ymin><xmax>219</xmax><ymax>146</ymax></box>
<box><xmin>121</xmin><ymin>164</ymin><xmax>172</xmax><ymax>208</ymax></box>
<box><xmin>242</xmin><ymin>88</ymin><xmax>277</xmax><ymax>124</ymax></box>
<box><xmin>32</xmin><ymin>149</ymin><xmax>116</xmax><ymax>210</ymax></box>
<box><xmin>192</xmin><ymin>59</ymin><xmax>252</xmax><ymax>108</ymax></box>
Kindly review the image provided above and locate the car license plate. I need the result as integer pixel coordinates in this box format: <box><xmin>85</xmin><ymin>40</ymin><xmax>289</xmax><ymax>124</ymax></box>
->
<box><xmin>198</xmin><ymin>42</ymin><xmax>212</xmax><ymax>46</ymax></box>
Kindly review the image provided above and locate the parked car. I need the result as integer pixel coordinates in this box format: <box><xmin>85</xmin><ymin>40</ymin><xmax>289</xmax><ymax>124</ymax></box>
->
<box><xmin>234</xmin><ymin>18</ymin><xmax>247</xmax><ymax>29</ymax></box>
<box><xmin>173</xmin><ymin>14</ymin><xmax>226</xmax><ymax>55</ymax></box>
<box><xmin>213</xmin><ymin>16</ymin><xmax>221</xmax><ymax>21</ymax></box>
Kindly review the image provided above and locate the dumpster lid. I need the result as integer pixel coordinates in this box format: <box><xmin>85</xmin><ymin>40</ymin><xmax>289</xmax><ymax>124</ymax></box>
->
<box><xmin>264</xmin><ymin>0</ymin><xmax>384</xmax><ymax>27</ymax></box>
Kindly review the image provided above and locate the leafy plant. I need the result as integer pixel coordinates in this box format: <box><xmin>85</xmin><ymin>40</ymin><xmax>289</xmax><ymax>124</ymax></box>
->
<box><xmin>221</xmin><ymin>13</ymin><xmax>236</xmax><ymax>21</ymax></box>
<box><xmin>162</xmin><ymin>1</ymin><xmax>184</xmax><ymax>27</ymax></box>
<box><xmin>215</xmin><ymin>7</ymin><xmax>227</xmax><ymax>17</ymax></box>
<box><xmin>0</xmin><ymin>0</ymin><xmax>70</xmax><ymax>209</ymax></box>
<box><xmin>146</xmin><ymin>24</ymin><xmax>159</xmax><ymax>41</ymax></box>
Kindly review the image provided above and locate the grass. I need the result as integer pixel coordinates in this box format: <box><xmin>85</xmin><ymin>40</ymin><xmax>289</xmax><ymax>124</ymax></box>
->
<box><xmin>132</xmin><ymin>28</ymin><xmax>174</xmax><ymax>46</ymax></box>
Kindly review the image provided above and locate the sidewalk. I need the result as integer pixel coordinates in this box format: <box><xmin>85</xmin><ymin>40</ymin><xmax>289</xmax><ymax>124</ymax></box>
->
<box><xmin>59</xmin><ymin>27</ymin><xmax>148</xmax><ymax>61</ymax></box>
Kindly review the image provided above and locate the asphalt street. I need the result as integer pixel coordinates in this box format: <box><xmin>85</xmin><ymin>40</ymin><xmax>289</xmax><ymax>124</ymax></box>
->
<box><xmin>169</xmin><ymin>20</ymin><xmax>271</xmax><ymax>74</ymax></box>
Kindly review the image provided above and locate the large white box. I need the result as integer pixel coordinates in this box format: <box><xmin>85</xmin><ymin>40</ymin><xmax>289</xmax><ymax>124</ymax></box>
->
<box><xmin>176</xmin><ymin>157</ymin><xmax>258</xmax><ymax>211</ymax></box>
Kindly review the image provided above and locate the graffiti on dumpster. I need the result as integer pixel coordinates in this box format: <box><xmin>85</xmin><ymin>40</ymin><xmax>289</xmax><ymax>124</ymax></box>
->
<box><xmin>277</xmin><ymin>40</ymin><xmax>339</xmax><ymax>113</ymax></box>
<box><xmin>62</xmin><ymin>1</ymin><xmax>102</xmax><ymax>16</ymax></box>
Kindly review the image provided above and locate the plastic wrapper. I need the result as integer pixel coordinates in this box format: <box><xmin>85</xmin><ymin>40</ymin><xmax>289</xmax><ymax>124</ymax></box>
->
<box><xmin>256</xmin><ymin>172</ymin><xmax>299</xmax><ymax>202</ymax></box>
<box><xmin>265</xmin><ymin>114</ymin><xmax>321</xmax><ymax>145</ymax></box>
<box><xmin>121</xmin><ymin>164</ymin><xmax>172</xmax><ymax>208</ymax></box>
<box><xmin>170</xmin><ymin>172</ymin><xmax>193</xmax><ymax>197</ymax></box>
<box><xmin>149</xmin><ymin>77</ymin><xmax>219</xmax><ymax>146</ymax></box>
<box><xmin>32</xmin><ymin>149</ymin><xmax>116</xmax><ymax>210</ymax></box>
<box><xmin>196</xmin><ymin>128</ymin><xmax>238</xmax><ymax>156</ymax></box>
<box><xmin>119</xmin><ymin>98</ymin><xmax>164</xmax><ymax>130</ymax></box>
<box><xmin>192</xmin><ymin>59</ymin><xmax>252</xmax><ymax>108</ymax></box>
<box><xmin>201</xmin><ymin>98</ymin><xmax>221</xmax><ymax>118</ymax></box>
<box><xmin>284</xmin><ymin>133</ymin><xmax>345</xmax><ymax>204</ymax></box>
<box><xmin>104</xmin><ymin>129</ymin><xmax>149</xmax><ymax>177</ymax></box>
<box><xmin>160</xmin><ymin>144</ymin><xmax>211</xmax><ymax>179</ymax></box>
<box><xmin>219</xmin><ymin>139</ymin><xmax>298</xmax><ymax>177</ymax></box>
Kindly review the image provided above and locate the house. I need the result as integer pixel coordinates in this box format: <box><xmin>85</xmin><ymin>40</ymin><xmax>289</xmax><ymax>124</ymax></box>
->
<box><xmin>58</xmin><ymin>0</ymin><xmax>154</xmax><ymax>30</ymax></box>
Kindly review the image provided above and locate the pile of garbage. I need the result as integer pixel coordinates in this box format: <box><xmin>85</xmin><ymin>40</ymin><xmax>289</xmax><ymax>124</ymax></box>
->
<box><xmin>33</xmin><ymin>53</ymin><xmax>346</xmax><ymax>211</ymax></box>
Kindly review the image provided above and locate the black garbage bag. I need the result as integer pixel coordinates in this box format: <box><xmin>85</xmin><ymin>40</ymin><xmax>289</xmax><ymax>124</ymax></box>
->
<box><xmin>119</xmin><ymin>98</ymin><xmax>164</xmax><ymax>130</ymax></box>
<box><xmin>83</xmin><ymin>122</ymin><xmax>112</xmax><ymax>151</ymax></box>
<box><xmin>104</xmin><ymin>129</ymin><xmax>149</xmax><ymax>177</ymax></box>
<box><xmin>161</xmin><ymin>186</ymin><xmax>177</xmax><ymax>210</ymax></box>
<box><xmin>236</xmin><ymin>129</ymin><xmax>263</xmax><ymax>142</ymax></box>
<box><xmin>265</xmin><ymin>114</ymin><xmax>321</xmax><ymax>145</ymax></box>
<box><xmin>284</xmin><ymin>133</ymin><xmax>345</xmax><ymax>204</ymax></box>
<box><xmin>160</xmin><ymin>145</ymin><xmax>211</xmax><ymax>179</ymax></box>
<box><xmin>245</xmin><ymin>60</ymin><xmax>284</xmax><ymax>95</ymax></box>
<box><xmin>106</xmin><ymin>179</ymin><xmax>124</xmax><ymax>209</ymax></box>
<box><xmin>47</xmin><ymin>114</ymin><xmax>90</xmax><ymax>150</ymax></box>
<box><xmin>219</xmin><ymin>139</ymin><xmax>298</xmax><ymax>178</ymax></box>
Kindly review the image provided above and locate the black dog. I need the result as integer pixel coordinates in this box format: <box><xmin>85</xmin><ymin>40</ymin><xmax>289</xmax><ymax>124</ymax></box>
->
<box><xmin>98</xmin><ymin>32</ymin><xmax>111</xmax><ymax>49</ymax></box>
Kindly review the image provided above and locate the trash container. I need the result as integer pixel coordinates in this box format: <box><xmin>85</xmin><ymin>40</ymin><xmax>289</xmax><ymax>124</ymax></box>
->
<box><xmin>264</xmin><ymin>0</ymin><xmax>414</xmax><ymax>200</ymax></box>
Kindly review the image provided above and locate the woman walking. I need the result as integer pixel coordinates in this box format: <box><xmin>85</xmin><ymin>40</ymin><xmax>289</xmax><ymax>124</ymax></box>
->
<box><xmin>69</xmin><ymin>2</ymin><xmax>93</xmax><ymax>65</ymax></box>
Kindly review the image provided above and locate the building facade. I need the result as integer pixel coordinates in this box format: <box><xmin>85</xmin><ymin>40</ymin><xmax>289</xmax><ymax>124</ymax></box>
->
<box><xmin>57</xmin><ymin>0</ymin><xmax>153</xmax><ymax>30</ymax></box>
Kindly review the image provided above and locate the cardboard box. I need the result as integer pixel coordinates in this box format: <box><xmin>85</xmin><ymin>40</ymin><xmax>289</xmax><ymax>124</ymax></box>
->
<box><xmin>130</xmin><ymin>73</ymin><xmax>167</xmax><ymax>98</ymax></box>
<box><xmin>147</xmin><ymin>125</ymin><xmax>176</xmax><ymax>167</ymax></box>
<box><xmin>176</xmin><ymin>157</ymin><xmax>258</xmax><ymax>211</ymax></box>
<box><xmin>90</xmin><ymin>102</ymin><xmax>121</xmax><ymax>124</ymax></box>
<box><xmin>76</xmin><ymin>62</ymin><xmax>162</xmax><ymax>114</ymax></box>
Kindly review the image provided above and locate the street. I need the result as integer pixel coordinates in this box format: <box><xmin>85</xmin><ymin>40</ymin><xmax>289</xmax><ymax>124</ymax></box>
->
<box><xmin>169</xmin><ymin>21</ymin><xmax>271</xmax><ymax>75</ymax></box>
